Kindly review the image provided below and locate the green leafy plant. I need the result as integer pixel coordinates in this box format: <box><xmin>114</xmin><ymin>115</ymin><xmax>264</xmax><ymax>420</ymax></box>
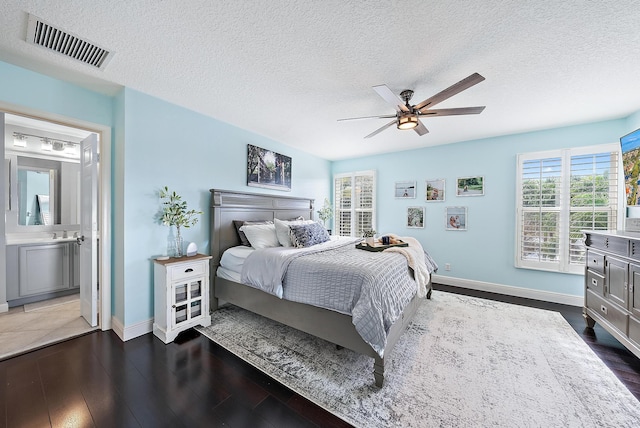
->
<box><xmin>362</xmin><ymin>229</ymin><xmax>377</xmax><ymax>238</ymax></box>
<box><xmin>159</xmin><ymin>186</ymin><xmax>202</xmax><ymax>232</ymax></box>
<box><xmin>317</xmin><ymin>198</ymin><xmax>333</xmax><ymax>225</ymax></box>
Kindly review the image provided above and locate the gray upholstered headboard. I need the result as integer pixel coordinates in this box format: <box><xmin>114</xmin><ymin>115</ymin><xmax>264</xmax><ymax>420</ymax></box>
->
<box><xmin>209</xmin><ymin>189</ymin><xmax>314</xmax><ymax>268</ymax></box>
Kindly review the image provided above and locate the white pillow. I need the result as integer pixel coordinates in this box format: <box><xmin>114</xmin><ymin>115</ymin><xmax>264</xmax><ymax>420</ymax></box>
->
<box><xmin>239</xmin><ymin>223</ymin><xmax>280</xmax><ymax>249</ymax></box>
<box><xmin>274</xmin><ymin>218</ymin><xmax>314</xmax><ymax>247</ymax></box>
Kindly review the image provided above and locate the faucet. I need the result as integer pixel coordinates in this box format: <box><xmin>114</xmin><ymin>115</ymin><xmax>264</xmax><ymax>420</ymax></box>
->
<box><xmin>73</xmin><ymin>231</ymin><xmax>78</xmax><ymax>238</ymax></box>
<box><xmin>63</xmin><ymin>230</ymin><xmax>68</xmax><ymax>239</ymax></box>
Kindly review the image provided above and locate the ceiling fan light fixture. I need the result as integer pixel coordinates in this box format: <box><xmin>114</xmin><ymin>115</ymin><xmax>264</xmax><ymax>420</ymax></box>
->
<box><xmin>397</xmin><ymin>115</ymin><xmax>418</xmax><ymax>130</ymax></box>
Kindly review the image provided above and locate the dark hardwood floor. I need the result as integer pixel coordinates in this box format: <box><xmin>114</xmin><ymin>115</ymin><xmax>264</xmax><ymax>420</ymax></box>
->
<box><xmin>1</xmin><ymin>285</ymin><xmax>639</xmax><ymax>427</ymax></box>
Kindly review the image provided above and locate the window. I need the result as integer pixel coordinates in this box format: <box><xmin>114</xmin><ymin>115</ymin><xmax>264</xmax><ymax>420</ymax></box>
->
<box><xmin>334</xmin><ymin>170</ymin><xmax>376</xmax><ymax>237</ymax></box>
<box><xmin>516</xmin><ymin>144</ymin><xmax>621</xmax><ymax>274</ymax></box>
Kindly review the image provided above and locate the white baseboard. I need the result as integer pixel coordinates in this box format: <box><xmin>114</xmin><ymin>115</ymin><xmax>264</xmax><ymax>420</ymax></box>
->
<box><xmin>0</xmin><ymin>302</ymin><xmax>8</xmax><ymax>313</ymax></box>
<box><xmin>111</xmin><ymin>316</ymin><xmax>153</xmax><ymax>341</ymax></box>
<box><xmin>432</xmin><ymin>274</ymin><xmax>584</xmax><ymax>307</ymax></box>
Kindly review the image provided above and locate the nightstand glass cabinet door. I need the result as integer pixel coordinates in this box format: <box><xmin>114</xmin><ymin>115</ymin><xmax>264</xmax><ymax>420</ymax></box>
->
<box><xmin>171</xmin><ymin>278</ymin><xmax>203</xmax><ymax>327</ymax></box>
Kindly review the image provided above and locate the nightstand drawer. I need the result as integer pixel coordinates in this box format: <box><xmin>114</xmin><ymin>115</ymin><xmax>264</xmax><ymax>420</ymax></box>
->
<box><xmin>586</xmin><ymin>270</ymin><xmax>605</xmax><ymax>295</ymax></box>
<box><xmin>587</xmin><ymin>290</ymin><xmax>628</xmax><ymax>335</ymax></box>
<box><xmin>586</xmin><ymin>250</ymin><xmax>605</xmax><ymax>275</ymax></box>
<box><xmin>168</xmin><ymin>261</ymin><xmax>206</xmax><ymax>281</ymax></box>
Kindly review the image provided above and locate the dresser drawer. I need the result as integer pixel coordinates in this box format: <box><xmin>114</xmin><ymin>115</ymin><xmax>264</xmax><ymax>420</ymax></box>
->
<box><xmin>586</xmin><ymin>234</ymin><xmax>628</xmax><ymax>256</ymax></box>
<box><xmin>585</xmin><ymin>270</ymin><xmax>605</xmax><ymax>295</ymax></box>
<box><xmin>586</xmin><ymin>250</ymin><xmax>605</xmax><ymax>275</ymax></box>
<box><xmin>630</xmin><ymin>316</ymin><xmax>640</xmax><ymax>347</ymax></box>
<box><xmin>168</xmin><ymin>261</ymin><xmax>206</xmax><ymax>281</ymax></box>
<box><xmin>586</xmin><ymin>290</ymin><xmax>628</xmax><ymax>335</ymax></box>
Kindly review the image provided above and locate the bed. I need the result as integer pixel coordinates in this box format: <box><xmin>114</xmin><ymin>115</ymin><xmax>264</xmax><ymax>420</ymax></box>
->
<box><xmin>209</xmin><ymin>189</ymin><xmax>432</xmax><ymax>387</ymax></box>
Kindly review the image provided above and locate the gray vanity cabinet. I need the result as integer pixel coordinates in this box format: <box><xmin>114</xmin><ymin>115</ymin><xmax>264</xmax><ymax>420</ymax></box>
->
<box><xmin>6</xmin><ymin>241</ymin><xmax>80</xmax><ymax>306</ymax></box>
<box><xmin>19</xmin><ymin>243</ymin><xmax>70</xmax><ymax>296</ymax></box>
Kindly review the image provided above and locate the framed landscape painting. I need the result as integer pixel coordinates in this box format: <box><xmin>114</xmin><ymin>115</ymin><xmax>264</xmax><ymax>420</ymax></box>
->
<box><xmin>426</xmin><ymin>178</ymin><xmax>445</xmax><ymax>202</ymax></box>
<box><xmin>407</xmin><ymin>206</ymin><xmax>425</xmax><ymax>228</ymax></box>
<box><xmin>247</xmin><ymin>144</ymin><xmax>292</xmax><ymax>191</ymax></box>
<box><xmin>457</xmin><ymin>176</ymin><xmax>484</xmax><ymax>196</ymax></box>
<box><xmin>395</xmin><ymin>181</ymin><xmax>417</xmax><ymax>198</ymax></box>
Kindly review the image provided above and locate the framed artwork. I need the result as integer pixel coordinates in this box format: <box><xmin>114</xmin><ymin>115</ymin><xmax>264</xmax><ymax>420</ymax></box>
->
<box><xmin>457</xmin><ymin>176</ymin><xmax>484</xmax><ymax>196</ymax></box>
<box><xmin>407</xmin><ymin>206</ymin><xmax>425</xmax><ymax>228</ymax></box>
<box><xmin>395</xmin><ymin>181</ymin><xmax>417</xmax><ymax>198</ymax></box>
<box><xmin>247</xmin><ymin>144</ymin><xmax>292</xmax><ymax>191</ymax></box>
<box><xmin>426</xmin><ymin>178</ymin><xmax>445</xmax><ymax>202</ymax></box>
<box><xmin>445</xmin><ymin>206</ymin><xmax>467</xmax><ymax>231</ymax></box>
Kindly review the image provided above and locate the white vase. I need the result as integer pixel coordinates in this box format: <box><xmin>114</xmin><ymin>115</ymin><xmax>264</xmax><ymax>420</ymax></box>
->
<box><xmin>366</xmin><ymin>237</ymin><xmax>375</xmax><ymax>246</ymax></box>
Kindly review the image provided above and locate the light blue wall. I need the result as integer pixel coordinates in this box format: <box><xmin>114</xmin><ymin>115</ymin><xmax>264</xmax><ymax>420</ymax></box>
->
<box><xmin>0</xmin><ymin>61</ymin><xmax>113</xmax><ymax>125</ymax></box>
<box><xmin>118</xmin><ymin>88</ymin><xmax>331</xmax><ymax>325</ymax></box>
<box><xmin>0</xmin><ymin>60</ymin><xmax>331</xmax><ymax>328</ymax></box>
<box><xmin>333</xmin><ymin>119</ymin><xmax>627</xmax><ymax>297</ymax></box>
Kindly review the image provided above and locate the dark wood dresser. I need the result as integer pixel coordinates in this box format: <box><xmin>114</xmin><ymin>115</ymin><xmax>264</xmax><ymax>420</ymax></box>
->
<box><xmin>584</xmin><ymin>230</ymin><xmax>640</xmax><ymax>359</ymax></box>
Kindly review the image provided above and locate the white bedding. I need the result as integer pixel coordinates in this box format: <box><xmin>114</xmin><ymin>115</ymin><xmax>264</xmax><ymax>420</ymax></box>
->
<box><xmin>219</xmin><ymin>245</ymin><xmax>254</xmax><ymax>273</ymax></box>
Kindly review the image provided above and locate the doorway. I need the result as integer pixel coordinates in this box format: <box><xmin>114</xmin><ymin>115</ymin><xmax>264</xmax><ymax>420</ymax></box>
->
<box><xmin>0</xmin><ymin>108</ymin><xmax>112</xmax><ymax>358</ymax></box>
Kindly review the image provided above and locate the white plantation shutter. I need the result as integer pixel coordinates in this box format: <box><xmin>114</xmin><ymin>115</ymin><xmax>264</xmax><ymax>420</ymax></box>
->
<box><xmin>516</xmin><ymin>144</ymin><xmax>620</xmax><ymax>274</ymax></box>
<box><xmin>334</xmin><ymin>170</ymin><xmax>376</xmax><ymax>237</ymax></box>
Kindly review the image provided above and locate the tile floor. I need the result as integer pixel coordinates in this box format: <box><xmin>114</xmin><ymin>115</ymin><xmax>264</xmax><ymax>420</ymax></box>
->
<box><xmin>0</xmin><ymin>294</ymin><xmax>97</xmax><ymax>360</ymax></box>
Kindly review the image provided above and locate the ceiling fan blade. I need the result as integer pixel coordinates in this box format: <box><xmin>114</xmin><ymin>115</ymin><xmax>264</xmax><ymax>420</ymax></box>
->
<box><xmin>364</xmin><ymin>120</ymin><xmax>396</xmax><ymax>139</ymax></box>
<box><xmin>372</xmin><ymin>84</ymin><xmax>410</xmax><ymax>113</ymax></box>
<box><xmin>337</xmin><ymin>114</ymin><xmax>397</xmax><ymax>122</ymax></box>
<box><xmin>414</xmin><ymin>73</ymin><xmax>485</xmax><ymax>111</ymax></box>
<box><xmin>419</xmin><ymin>106</ymin><xmax>486</xmax><ymax>116</ymax></box>
<box><xmin>414</xmin><ymin>120</ymin><xmax>429</xmax><ymax>136</ymax></box>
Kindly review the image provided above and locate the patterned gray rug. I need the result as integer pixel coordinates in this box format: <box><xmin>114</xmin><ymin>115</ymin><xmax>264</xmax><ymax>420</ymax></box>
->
<box><xmin>197</xmin><ymin>291</ymin><xmax>640</xmax><ymax>427</ymax></box>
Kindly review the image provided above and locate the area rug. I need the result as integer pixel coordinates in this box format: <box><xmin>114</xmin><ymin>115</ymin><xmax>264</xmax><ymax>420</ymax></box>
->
<box><xmin>197</xmin><ymin>291</ymin><xmax>640</xmax><ymax>427</ymax></box>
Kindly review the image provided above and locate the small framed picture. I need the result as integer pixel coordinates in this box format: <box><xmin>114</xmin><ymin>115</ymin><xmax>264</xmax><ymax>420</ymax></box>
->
<box><xmin>395</xmin><ymin>181</ymin><xmax>417</xmax><ymax>198</ymax></box>
<box><xmin>407</xmin><ymin>206</ymin><xmax>425</xmax><ymax>228</ymax></box>
<box><xmin>426</xmin><ymin>178</ymin><xmax>445</xmax><ymax>202</ymax></box>
<box><xmin>457</xmin><ymin>176</ymin><xmax>484</xmax><ymax>196</ymax></box>
<box><xmin>445</xmin><ymin>206</ymin><xmax>467</xmax><ymax>231</ymax></box>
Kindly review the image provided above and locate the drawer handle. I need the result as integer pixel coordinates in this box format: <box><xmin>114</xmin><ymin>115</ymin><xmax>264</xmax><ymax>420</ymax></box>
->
<box><xmin>600</xmin><ymin>305</ymin><xmax>608</xmax><ymax>315</ymax></box>
<box><xmin>184</xmin><ymin>268</ymin><xmax>194</xmax><ymax>273</ymax></box>
<box><xmin>591</xmin><ymin>278</ymin><xmax>598</xmax><ymax>286</ymax></box>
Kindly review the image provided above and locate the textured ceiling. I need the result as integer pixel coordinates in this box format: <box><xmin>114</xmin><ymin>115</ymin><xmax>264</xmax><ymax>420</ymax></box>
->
<box><xmin>1</xmin><ymin>1</ymin><xmax>640</xmax><ymax>160</ymax></box>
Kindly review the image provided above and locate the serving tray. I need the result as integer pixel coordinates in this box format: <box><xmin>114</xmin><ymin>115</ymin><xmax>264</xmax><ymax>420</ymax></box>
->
<box><xmin>355</xmin><ymin>240</ymin><xmax>408</xmax><ymax>252</ymax></box>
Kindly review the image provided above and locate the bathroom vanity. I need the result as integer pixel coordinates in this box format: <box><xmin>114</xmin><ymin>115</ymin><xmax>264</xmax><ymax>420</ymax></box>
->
<box><xmin>5</xmin><ymin>236</ymin><xmax>81</xmax><ymax>307</ymax></box>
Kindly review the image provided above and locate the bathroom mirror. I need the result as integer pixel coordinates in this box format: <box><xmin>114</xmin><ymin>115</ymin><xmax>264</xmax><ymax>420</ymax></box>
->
<box><xmin>5</xmin><ymin>155</ymin><xmax>80</xmax><ymax>230</ymax></box>
<box><xmin>17</xmin><ymin>166</ymin><xmax>56</xmax><ymax>225</ymax></box>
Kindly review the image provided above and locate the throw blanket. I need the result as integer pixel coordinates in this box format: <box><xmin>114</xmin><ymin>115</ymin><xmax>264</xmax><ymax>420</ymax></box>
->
<box><xmin>383</xmin><ymin>234</ymin><xmax>431</xmax><ymax>298</ymax></box>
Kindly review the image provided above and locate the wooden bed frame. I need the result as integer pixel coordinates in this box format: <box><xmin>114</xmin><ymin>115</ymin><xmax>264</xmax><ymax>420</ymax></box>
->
<box><xmin>209</xmin><ymin>189</ymin><xmax>429</xmax><ymax>387</ymax></box>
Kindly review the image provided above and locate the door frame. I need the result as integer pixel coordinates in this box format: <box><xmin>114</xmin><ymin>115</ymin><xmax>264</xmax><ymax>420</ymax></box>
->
<box><xmin>1</xmin><ymin>101</ymin><xmax>112</xmax><ymax>331</ymax></box>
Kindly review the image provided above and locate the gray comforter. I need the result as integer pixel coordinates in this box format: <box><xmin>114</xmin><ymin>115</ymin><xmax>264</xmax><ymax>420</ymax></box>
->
<box><xmin>240</xmin><ymin>237</ymin><xmax>423</xmax><ymax>357</ymax></box>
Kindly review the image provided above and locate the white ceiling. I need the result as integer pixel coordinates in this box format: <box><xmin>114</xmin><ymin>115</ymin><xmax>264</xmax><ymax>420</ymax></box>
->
<box><xmin>1</xmin><ymin>1</ymin><xmax>640</xmax><ymax>160</ymax></box>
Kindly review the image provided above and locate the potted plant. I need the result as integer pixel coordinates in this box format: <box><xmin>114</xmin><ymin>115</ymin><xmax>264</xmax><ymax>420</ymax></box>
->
<box><xmin>317</xmin><ymin>198</ymin><xmax>334</xmax><ymax>233</ymax></box>
<box><xmin>362</xmin><ymin>229</ymin><xmax>377</xmax><ymax>246</ymax></box>
<box><xmin>159</xmin><ymin>186</ymin><xmax>202</xmax><ymax>257</ymax></box>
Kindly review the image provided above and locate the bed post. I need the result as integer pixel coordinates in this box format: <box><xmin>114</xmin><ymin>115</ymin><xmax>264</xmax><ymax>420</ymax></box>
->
<box><xmin>210</xmin><ymin>189</ymin><xmax>222</xmax><ymax>312</ymax></box>
<box><xmin>373</xmin><ymin>356</ymin><xmax>385</xmax><ymax>387</ymax></box>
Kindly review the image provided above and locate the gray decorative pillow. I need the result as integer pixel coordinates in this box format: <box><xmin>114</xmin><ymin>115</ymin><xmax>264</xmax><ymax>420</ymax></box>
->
<box><xmin>289</xmin><ymin>222</ymin><xmax>330</xmax><ymax>248</ymax></box>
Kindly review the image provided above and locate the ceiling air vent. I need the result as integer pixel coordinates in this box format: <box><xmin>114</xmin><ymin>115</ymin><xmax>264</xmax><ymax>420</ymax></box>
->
<box><xmin>26</xmin><ymin>13</ymin><xmax>114</xmax><ymax>69</ymax></box>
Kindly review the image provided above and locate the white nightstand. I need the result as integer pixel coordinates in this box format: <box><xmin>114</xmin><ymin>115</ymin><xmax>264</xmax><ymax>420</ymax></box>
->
<box><xmin>153</xmin><ymin>254</ymin><xmax>212</xmax><ymax>343</ymax></box>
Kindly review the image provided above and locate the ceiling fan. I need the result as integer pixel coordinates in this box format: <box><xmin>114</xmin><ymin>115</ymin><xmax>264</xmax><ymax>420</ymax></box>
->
<box><xmin>339</xmin><ymin>72</ymin><xmax>486</xmax><ymax>138</ymax></box>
